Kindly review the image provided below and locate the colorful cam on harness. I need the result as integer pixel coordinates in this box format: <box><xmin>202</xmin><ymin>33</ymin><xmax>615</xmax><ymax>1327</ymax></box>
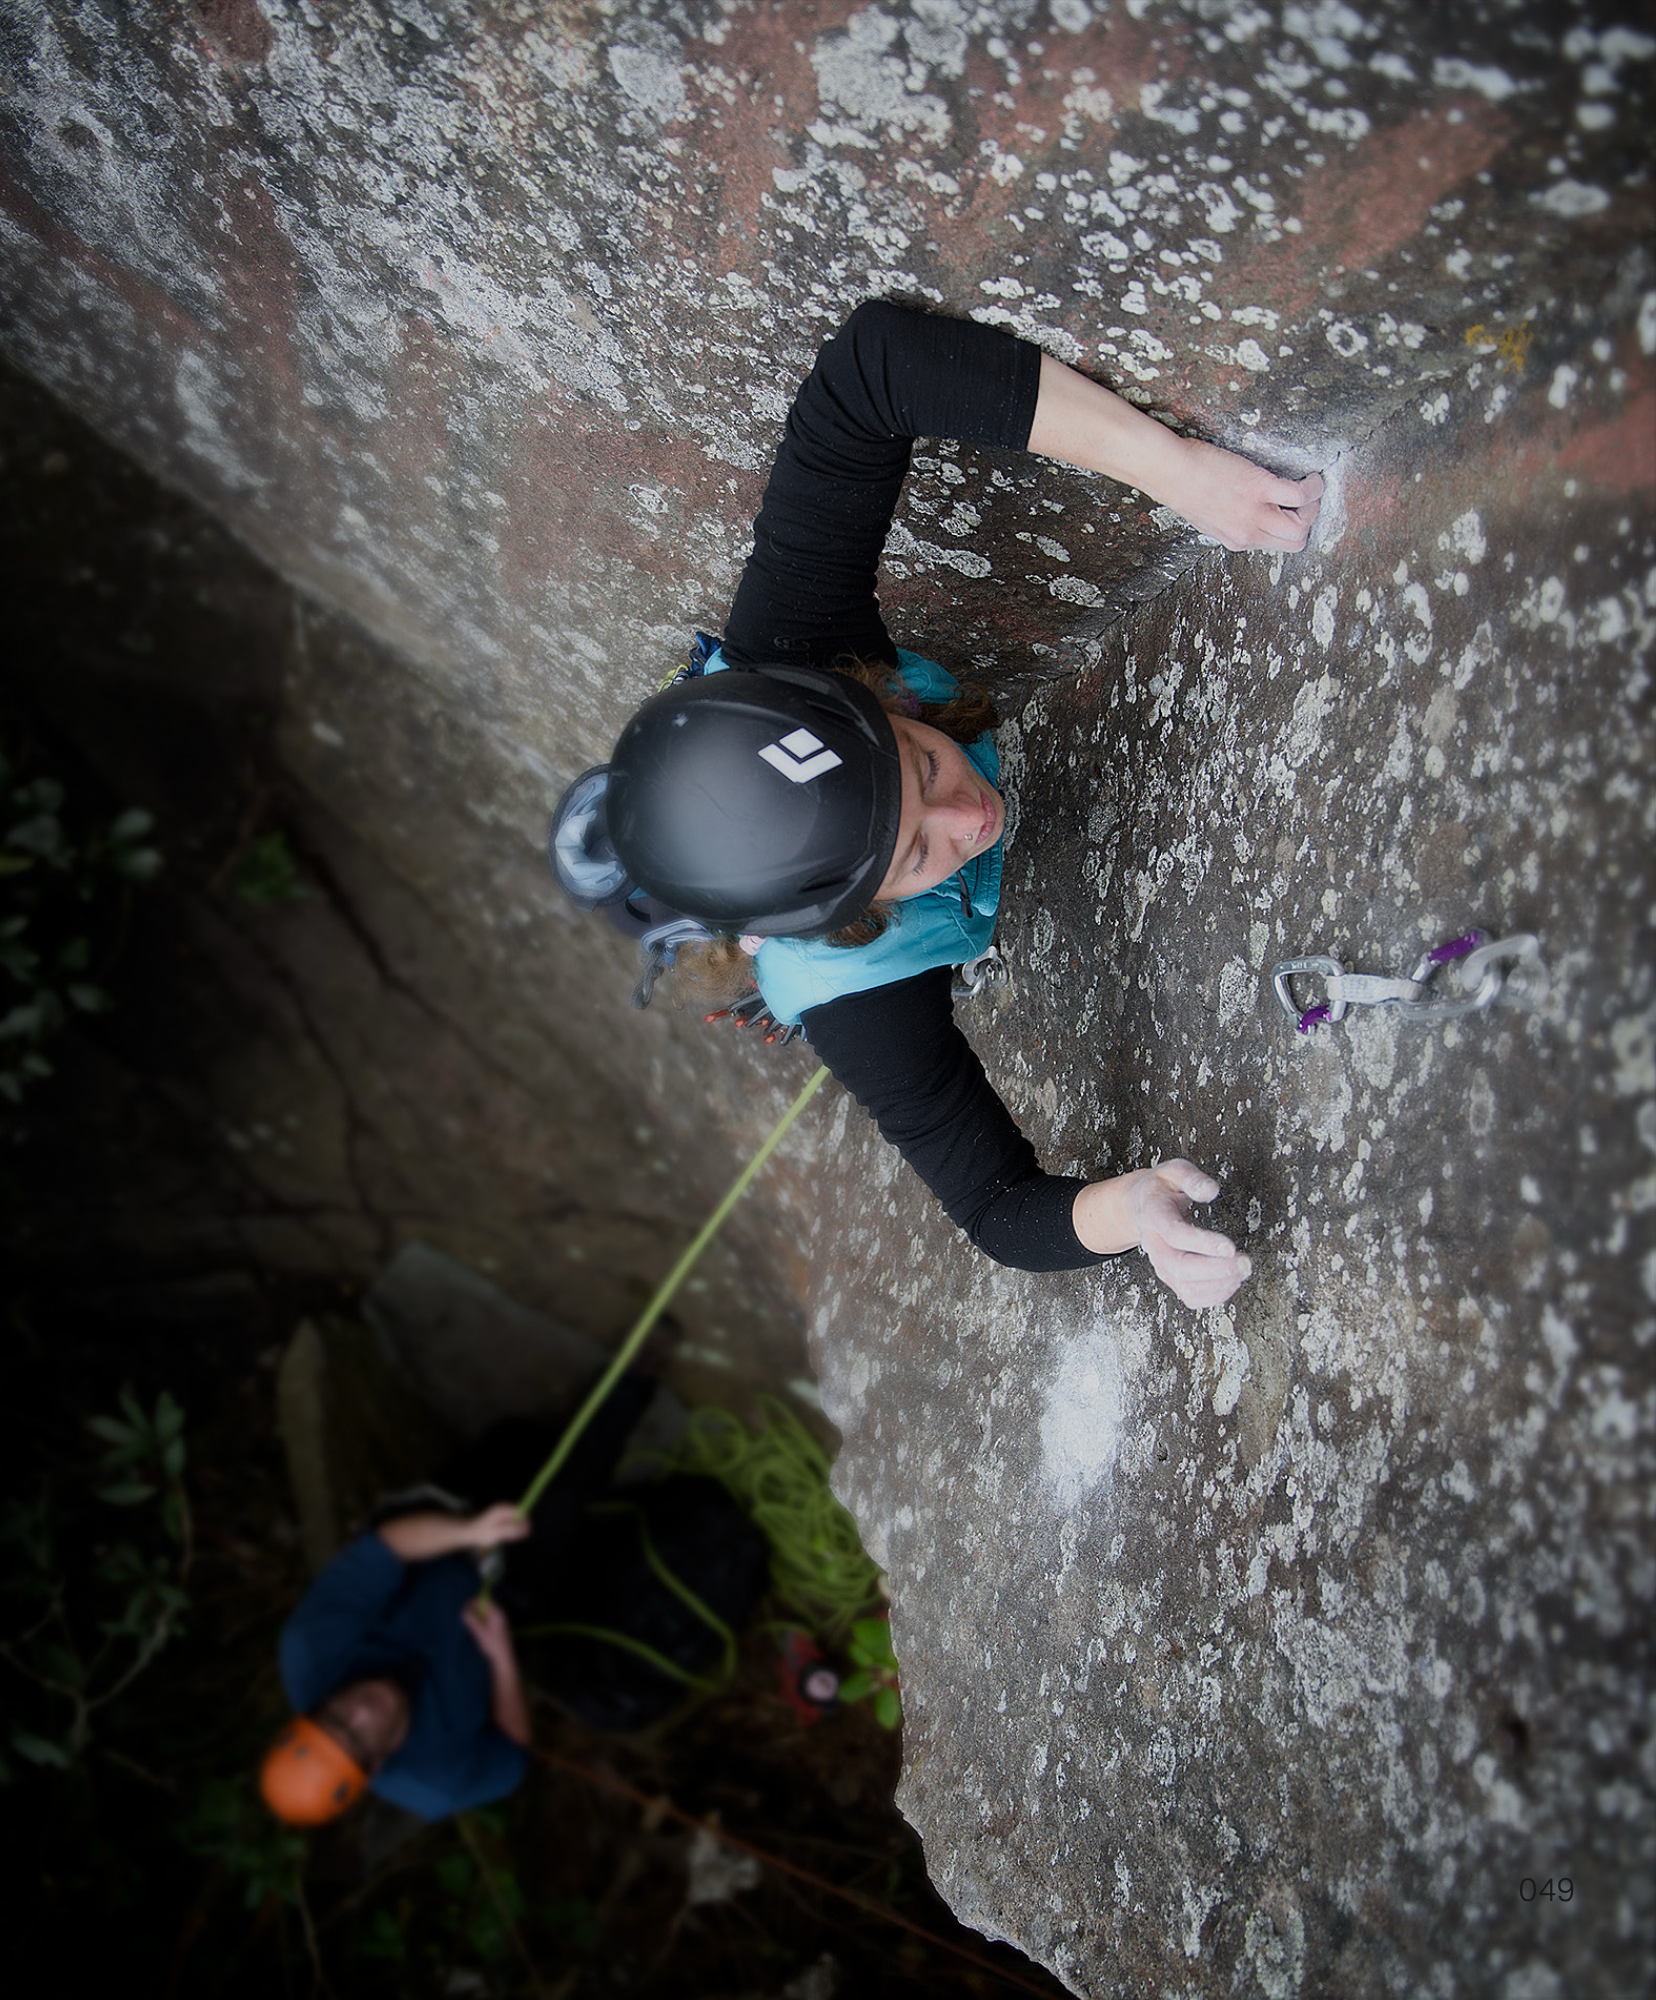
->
<box><xmin>259</xmin><ymin>1715</ymin><xmax>369</xmax><ymax>1826</ymax></box>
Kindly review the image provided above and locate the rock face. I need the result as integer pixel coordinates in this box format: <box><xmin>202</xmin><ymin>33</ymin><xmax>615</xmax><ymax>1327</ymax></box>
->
<box><xmin>2</xmin><ymin>4</ymin><xmax>1652</xmax><ymax>1994</ymax></box>
<box><xmin>839</xmin><ymin>366</ymin><xmax>1654</xmax><ymax>1997</ymax></box>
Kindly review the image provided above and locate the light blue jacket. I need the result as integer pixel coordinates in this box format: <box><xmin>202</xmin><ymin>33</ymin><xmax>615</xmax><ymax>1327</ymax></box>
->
<box><xmin>705</xmin><ymin>645</ymin><xmax>1002</xmax><ymax>1026</ymax></box>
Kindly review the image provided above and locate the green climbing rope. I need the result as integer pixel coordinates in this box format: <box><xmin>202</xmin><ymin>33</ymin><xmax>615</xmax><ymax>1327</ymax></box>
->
<box><xmin>659</xmin><ymin>1395</ymin><xmax>885</xmax><ymax>1643</ymax></box>
<box><xmin>514</xmin><ymin>1619</ymin><xmax>722</xmax><ymax>1692</ymax></box>
<box><xmin>514</xmin><ymin>1064</ymin><xmax>830</xmax><ymax>1518</ymax></box>
<box><xmin>515</xmin><ymin>1501</ymin><xmax>738</xmax><ymax>1694</ymax></box>
<box><xmin>478</xmin><ymin>1064</ymin><xmax>840</xmax><ymax>1624</ymax></box>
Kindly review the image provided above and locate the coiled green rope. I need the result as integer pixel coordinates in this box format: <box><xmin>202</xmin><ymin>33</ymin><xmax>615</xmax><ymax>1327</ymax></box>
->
<box><xmin>659</xmin><ymin>1395</ymin><xmax>884</xmax><ymax>1643</ymax></box>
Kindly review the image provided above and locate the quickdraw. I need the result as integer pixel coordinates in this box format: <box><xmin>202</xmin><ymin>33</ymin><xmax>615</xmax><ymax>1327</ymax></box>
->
<box><xmin>1271</xmin><ymin>930</ymin><xmax>1548</xmax><ymax>1034</ymax></box>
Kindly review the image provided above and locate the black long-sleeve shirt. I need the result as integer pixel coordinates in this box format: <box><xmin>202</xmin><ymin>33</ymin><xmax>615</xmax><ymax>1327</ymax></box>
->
<box><xmin>722</xmin><ymin>302</ymin><xmax>1105</xmax><ymax>1273</ymax></box>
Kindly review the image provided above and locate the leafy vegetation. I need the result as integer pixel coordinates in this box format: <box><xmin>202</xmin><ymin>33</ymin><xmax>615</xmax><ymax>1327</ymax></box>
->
<box><xmin>0</xmin><ymin>746</ymin><xmax>162</xmax><ymax>1101</ymax></box>
<box><xmin>1</xmin><ymin>1389</ymin><xmax>191</xmax><ymax>1773</ymax></box>
<box><xmin>356</xmin><ymin>1810</ymin><xmax>588</xmax><ymax>1981</ymax></box>
<box><xmin>178</xmin><ymin>1774</ymin><xmax>308</xmax><ymax>1912</ymax></box>
<box><xmin>232</xmin><ymin>829</ymin><xmax>309</xmax><ymax>906</ymax></box>
<box><xmin>839</xmin><ymin>1615</ymin><xmax>903</xmax><ymax>1731</ymax></box>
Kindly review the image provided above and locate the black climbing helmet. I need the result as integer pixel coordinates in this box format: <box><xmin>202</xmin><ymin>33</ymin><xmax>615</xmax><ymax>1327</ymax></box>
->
<box><xmin>603</xmin><ymin>666</ymin><xmax>902</xmax><ymax>938</ymax></box>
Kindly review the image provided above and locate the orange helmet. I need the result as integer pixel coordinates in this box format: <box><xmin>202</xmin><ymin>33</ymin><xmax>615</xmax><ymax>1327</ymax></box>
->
<box><xmin>259</xmin><ymin>1717</ymin><xmax>368</xmax><ymax>1826</ymax></box>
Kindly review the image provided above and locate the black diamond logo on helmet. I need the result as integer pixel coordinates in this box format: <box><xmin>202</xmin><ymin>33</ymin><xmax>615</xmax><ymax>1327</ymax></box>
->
<box><xmin>758</xmin><ymin>728</ymin><xmax>843</xmax><ymax>783</ymax></box>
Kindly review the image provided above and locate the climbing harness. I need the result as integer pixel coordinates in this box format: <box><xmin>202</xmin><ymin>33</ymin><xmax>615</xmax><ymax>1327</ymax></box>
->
<box><xmin>1271</xmin><ymin>930</ymin><xmax>1548</xmax><ymax>1035</ymax></box>
<box><xmin>709</xmin><ymin>941</ymin><xmax>1008</xmax><ymax>1046</ymax></box>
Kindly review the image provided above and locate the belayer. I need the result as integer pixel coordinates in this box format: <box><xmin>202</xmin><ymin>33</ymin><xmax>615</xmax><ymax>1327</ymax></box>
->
<box><xmin>259</xmin><ymin>1374</ymin><xmax>767</xmax><ymax>1827</ymax></box>
<box><xmin>551</xmin><ymin>302</ymin><xmax>1322</xmax><ymax>1304</ymax></box>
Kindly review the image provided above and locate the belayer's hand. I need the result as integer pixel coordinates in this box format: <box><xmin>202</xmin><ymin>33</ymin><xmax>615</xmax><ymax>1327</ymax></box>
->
<box><xmin>466</xmin><ymin>1502</ymin><xmax>531</xmax><ymax>1552</ymax></box>
<box><xmin>1129</xmin><ymin>1160</ymin><xmax>1253</xmax><ymax>1307</ymax></box>
<box><xmin>462</xmin><ymin>1597</ymin><xmax>515</xmax><ymax>1662</ymax></box>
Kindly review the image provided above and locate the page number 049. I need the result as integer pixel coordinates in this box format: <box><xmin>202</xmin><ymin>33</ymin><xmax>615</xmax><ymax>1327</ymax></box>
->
<box><xmin>1520</xmin><ymin>1879</ymin><xmax>1573</xmax><ymax>1902</ymax></box>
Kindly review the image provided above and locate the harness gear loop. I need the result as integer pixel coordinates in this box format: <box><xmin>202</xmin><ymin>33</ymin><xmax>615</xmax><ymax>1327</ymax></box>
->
<box><xmin>1271</xmin><ymin>931</ymin><xmax>1548</xmax><ymax>1034</ymax></box>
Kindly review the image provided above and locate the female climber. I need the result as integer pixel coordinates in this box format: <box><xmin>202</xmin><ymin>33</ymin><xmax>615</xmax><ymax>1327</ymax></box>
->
<box><xmin>551</xmin><ymin>301</ymin><xmax>1322</xmax><ymax>1305</ymax></box>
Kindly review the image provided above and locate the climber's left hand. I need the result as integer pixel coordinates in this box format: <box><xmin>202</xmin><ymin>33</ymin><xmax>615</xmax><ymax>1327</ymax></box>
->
<box><xmin>1072</xmin><ymin>1160</ymin><xmax>1253</xmax><ymax>1308</ymax></box>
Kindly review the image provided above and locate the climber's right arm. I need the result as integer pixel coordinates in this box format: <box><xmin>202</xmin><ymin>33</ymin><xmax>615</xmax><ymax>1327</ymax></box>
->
<box><xmin>721</xmin><ymin>301</ymin><xmax>1042</xmax><ymax>669</ymax></box>
<box><xmin>1025</xmin><ymin>352</ymin><xmax>1323</xmax><ymax>552</ymax></box>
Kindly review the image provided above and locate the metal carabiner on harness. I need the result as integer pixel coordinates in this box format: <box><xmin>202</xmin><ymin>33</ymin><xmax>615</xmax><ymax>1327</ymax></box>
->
<box><xmin>953</xmin><ymin>945</ymin><xmax>1008</xmax><ymax>1002</ymax></box>
<box><xmin>1271</xmin><ymin>930</ymin><xmax>1548</xmax><ymax>1034</ymax></box>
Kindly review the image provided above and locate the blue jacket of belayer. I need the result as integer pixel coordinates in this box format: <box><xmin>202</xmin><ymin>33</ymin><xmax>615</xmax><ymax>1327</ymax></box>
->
<box><xmin>701</xmin><ymin>642</ymin><xmax>1002</xmax><ymax>1027</ymax></box>
<box><xmin>279</xmin><ymin>1534</ymin><xmax>527</xmax><ymax>1821</ymax></box>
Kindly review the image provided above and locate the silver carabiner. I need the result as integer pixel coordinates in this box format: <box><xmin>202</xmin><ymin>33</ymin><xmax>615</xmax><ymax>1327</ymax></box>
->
<box><xmin>1271</xmin><ymin>954</ymin><xmax>1347</xmax><ymax>1024</ymax></box>
<box><xmin>953</xmin><ymin>946</ymin><xmax>1007</xmax><ymax>1002</ymax></box>
<box><xmin>1406</xmin><ymin>933</ymin><xmax>1549</xmax><ymax>1020</ymax></box>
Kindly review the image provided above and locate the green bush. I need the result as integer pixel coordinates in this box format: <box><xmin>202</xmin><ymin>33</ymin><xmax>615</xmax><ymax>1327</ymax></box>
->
<box><xmin>0</xmin><ymin>748</ymin><xmax>162</xmax><ymax>1102</ymax></box>
<box><xmin>0</xmin><ymin>1389</ymin><xmax>191</xmax><ymax>1773</ymax></box>
<box><xmin>232</xmin><ymin>830</ymin><xmax>309</xmax><ymax>906</ymax></box>
<box><xmin>838</xmin><ymin>1615</ymin><xmax>902</xmax><ymax>1731</ymax></box>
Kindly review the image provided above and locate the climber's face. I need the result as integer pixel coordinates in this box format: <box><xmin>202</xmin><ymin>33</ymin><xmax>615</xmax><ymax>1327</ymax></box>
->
<box><xmin>876</xmin><ymin>716</ymin><xmax>1004</xmax><ymax>902</ymax></box>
